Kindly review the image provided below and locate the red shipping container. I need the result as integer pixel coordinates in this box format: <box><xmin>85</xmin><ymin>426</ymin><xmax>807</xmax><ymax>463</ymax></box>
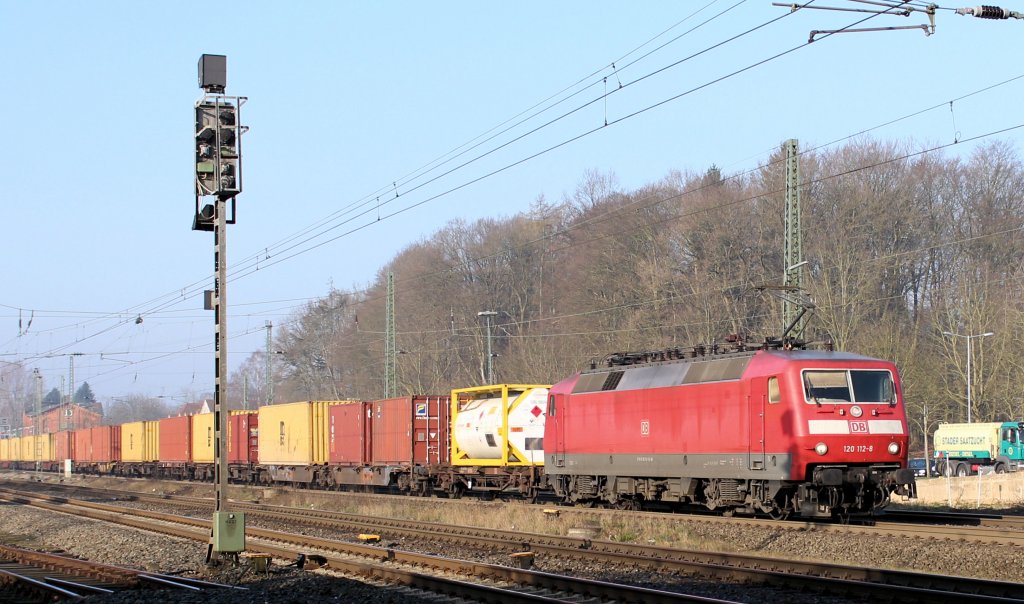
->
<box><xmin>73</xmin><ymin>426</ymin><xmax>120</xmax><ymax>463</ymax></box>
<box><xmin>54</xmin><ymin>430</ymin><xmax>75</xmax><ymax>461</ymax></box>
<box><xmin>370</xmin><ymin>396</ymin><xmax>450</xmax><ymax>466</ymax></box>
<box><xmin>159</xmin><ymin>415</ymin><xmax>192</xmax><ymax>463</ymax></box>
<box><xmin>328</xmin><ymin>402</ymin><xmax>371</xmax><ymax>465</ymax></box>
<box><xmin>228</xmin><ymin>411</ymin><xmax>259</xmax><ymax>464</ymax></box>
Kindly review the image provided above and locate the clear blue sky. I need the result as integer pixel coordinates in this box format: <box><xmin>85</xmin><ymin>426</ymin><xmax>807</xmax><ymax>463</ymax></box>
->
<box><xmin>2</xmin><ymin>2</ymin><xmax>1021</xmax><ymax>402</ymax></box>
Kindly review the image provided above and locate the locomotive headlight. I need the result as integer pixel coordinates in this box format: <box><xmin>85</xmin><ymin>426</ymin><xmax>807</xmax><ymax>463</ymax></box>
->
<box><xmin>888</xmin><ymin>442</ymin><xmax>900</xmax><ymax>455</ymax></box>
<box><xmin>815</xmin><ymin>442</ymin><xmax>828</xmax><ymax>455</ymax></box>
<box><xmin>850</xmin><ymin>405</ymin><xmax>863</xmax><ymax>418</ymax></box>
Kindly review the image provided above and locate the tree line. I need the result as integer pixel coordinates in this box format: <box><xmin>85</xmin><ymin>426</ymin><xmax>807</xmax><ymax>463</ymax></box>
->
<box><xmin>4</xmin><ymin>136</ymin><xmax>1020</xmax><ymax>449</ymax></box>
<box><xmin>234</xmin><ymin>137</ymin><xmax>1022</xmax><ymax>451</ymax></box>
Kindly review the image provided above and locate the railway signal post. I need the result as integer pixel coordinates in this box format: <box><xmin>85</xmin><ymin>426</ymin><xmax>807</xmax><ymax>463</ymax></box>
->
<box><xmin>193</xmin><ymin>53</ymin><xmax>247</xmax><ymax>564</ymax></box>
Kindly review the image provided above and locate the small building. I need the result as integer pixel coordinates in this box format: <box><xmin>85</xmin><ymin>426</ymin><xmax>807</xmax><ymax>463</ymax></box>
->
<box><xmin>175</xmin><ymin>400</ymin><xmax>212</xmax><ymax>416</ymax></box>
<box><xmin>23</xmin><ymin>402</ymin><xmax>104</xmax><ymax>433</ymax></box>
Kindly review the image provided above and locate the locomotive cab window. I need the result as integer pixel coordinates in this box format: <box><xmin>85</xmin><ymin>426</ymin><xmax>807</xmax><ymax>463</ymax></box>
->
<box><xmin>803</xmin><ymin>370</ymin><xmax>895</xmax><ymax>404</ymax></box>
<box><xmin>548</xmin><ymin>395</ymin><xmax>556</xmax><ymax>417</ymax></box>
<box><xmin>768</xmin><ymin>377</ymin><xmax>780</xmax><ymax>404</ymax></box>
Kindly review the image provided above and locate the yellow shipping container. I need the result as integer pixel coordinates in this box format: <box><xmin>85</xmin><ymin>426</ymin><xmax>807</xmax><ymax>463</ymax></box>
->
<box><xmin>258</xmin><ymin>401</ymin><xmax>348</xmax><ymax>465</ymax></box>
<box><xmin>10</xmin><ymin>436</ymin><xmax>24</xmax><ymax>462</ymax></box>
<box><xmin>0</xmin><ymin>437</ymin><xmax>11</xmax><ymax>462</ymax></box>
<box><xmin>121</xmin><ymin>421</ymin><xmax>160</xmax><ymax>462</ymax></box>
<box><xmin>192</xmin><ymin>413</ymin><xmax>215</xmax><ymax>463</ymax></box>
<box><xmin>20</xmin><ymin>434</ymin><xmax>53</xmax><ymax>462</ymax></box>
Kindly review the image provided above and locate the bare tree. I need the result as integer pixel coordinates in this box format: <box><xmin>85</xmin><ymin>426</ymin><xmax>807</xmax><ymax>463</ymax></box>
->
<box><xmin>104</xmin><ymin>395</ymin><xmax>169</xmax><ymax>424</ymax></box>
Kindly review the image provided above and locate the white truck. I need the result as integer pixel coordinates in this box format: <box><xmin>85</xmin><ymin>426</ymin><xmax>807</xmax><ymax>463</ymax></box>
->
<box><xmin>933</xmin><ymin>422</ymin><xmax>1024</xmax><ymax>476</ymax></box>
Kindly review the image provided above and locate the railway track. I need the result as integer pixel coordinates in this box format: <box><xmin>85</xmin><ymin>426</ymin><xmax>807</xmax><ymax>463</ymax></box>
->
<box><xmin>2</xmin><ymin>481</ymin><xmax>1023</xmax><ymax>603</ymax></box>
<box><xmin>0</xmin><ymin>542</ymin><xmax>240</xmax><ymax>602</ymax></box>
<box><xmin>29</xmin><ymin>478</ymin><xmax>1024</xmax><ymax>546</ymax></box>
<box><xmin>0</xmin><ymin>486</ymin><xmax>738</xmax><ymax>604</ymax></box>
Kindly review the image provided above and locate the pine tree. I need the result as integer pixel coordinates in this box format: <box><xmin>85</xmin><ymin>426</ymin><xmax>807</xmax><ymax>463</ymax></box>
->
<box><xmin>42</xmin><ymin>387</ymin><xmax>61</xmax><ymax>407</ymax></box>
<box><xmin>74</xmin><ymin>382</ymin><xmax>96</xmax><ymax>404</ymax></box>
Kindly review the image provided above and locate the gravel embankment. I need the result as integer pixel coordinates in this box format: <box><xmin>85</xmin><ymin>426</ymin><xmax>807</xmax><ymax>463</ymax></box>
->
<box><xmin>3</xmin><ymin>474</ymin><xmax>1023</xmax><ymax>603</ymax></box>
<box><xmin>0</xmin><ymin>503</ymin><xmax>436</xmax><ymax>603</ymax></box>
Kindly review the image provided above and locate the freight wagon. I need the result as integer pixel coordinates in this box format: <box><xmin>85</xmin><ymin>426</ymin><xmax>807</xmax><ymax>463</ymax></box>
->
<box><xmin>257</xmin><ymin>400</ymin><xmax>349</xmax><ymax>484</ymax></box>
<box><xmin>119</xmin><ymin>420</ymin><xmax>160</xmax><ymax>477</ymax></box>
<box><xmin>73</xmin><ymin>426</ymin><xmax>120</xmax><ymax>474</ymax></box>
<box><xmin>4</xmin><ymin>338</ymin><xmax>916</xmax><ymax>520</ymax></box>
<box><xmin>254</xmin><ymin>397</ymin><xmax>456</xmax><ymax>492</ymax></box>
<box><xmin>444</xmin><ymin>385</ymin><xmax>548</xmax><ymax>499</ymax></box>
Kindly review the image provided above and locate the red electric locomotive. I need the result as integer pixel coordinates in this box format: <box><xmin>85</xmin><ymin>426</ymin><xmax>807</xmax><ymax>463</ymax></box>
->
<box><xmin>544</xmin><ymin>342</ymin><xmax>917</xmax><ymax>519</ymax></box>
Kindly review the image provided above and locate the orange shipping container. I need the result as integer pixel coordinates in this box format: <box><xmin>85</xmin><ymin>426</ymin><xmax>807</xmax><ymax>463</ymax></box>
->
<box><xmin>159</xmin><ymin>416</ymin><xmax>192</xmax><ymax>463</ymax></box>
<box><xmin>54</xmin><ymin>430</ymin><xmax>75</xmax><ymax>461</ymax></box>
<box><xmin>370</xmin><ymin>396</ymin><xmax>450</xmax><ymax>466</ymax></box>
<box><xmin>228</xmin><ymin>410</ymin><xmax>258</xmax><ymax>464</ymax></box>
<box><xmin>74</xmin><ymin>426</ymin><xmax>121</xmax><ymax>463</ymax></box>
<box><xmin>328</xmin><ymin>401</ymin><xmax>371</xmax><ymax>465</ymax></box>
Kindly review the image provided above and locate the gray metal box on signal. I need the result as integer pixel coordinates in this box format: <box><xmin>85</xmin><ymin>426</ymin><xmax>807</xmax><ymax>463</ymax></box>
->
<box><xmin>198</xmin><ymin>54</ymin><xmax>227</xmax><ymax>91</ymax></box>
<box><xmin>212</xmin><ymin>511</ymin><xmax>245</xmax><ymax>553</ymax></box>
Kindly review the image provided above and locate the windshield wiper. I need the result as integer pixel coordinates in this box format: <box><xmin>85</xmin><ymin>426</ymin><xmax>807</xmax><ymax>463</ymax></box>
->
<box><xmin>804</xmin><ymin>376</ymin><xmax>821</xmax><ymax>407</ymax></box>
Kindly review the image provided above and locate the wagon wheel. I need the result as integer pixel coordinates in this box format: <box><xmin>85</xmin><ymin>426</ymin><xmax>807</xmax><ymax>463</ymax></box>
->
<box><xmin>615</xmin><ymin>498</ymin><xmax>641</xmax><ymax>511</ymax></box>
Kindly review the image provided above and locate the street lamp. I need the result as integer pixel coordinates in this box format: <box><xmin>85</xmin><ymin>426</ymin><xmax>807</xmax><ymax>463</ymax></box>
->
<box><xmin>477</xmin><ymin>311</ymin><xmax>498</xmax><ymax>384</ymax></box>
<box><xmin>942</xmin><ymin>330</ymin><xmax>994</xmax><ymax>423</ymax></box>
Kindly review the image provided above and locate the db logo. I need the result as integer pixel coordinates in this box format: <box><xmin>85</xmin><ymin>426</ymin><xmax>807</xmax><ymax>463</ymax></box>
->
<box><xmin>640</xmin><ymin>420</ymin><xmax>650</xmax><ymax>437</ymax></box>
<box><xmin>850</xmin><ymin>421</ymin><xmax>868</xmax><ymax>434</ymax></box>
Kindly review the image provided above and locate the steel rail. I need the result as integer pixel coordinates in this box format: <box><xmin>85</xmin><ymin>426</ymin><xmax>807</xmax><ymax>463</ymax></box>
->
<box><xmin>0</xmin><ymin>489</ymin><xmax>739</xmax><ymax>604</ymax></box>
<box><xmin>1</xmin><ymin>486</ymin><xmax>1022</xmax><ymax>603</ymax></box>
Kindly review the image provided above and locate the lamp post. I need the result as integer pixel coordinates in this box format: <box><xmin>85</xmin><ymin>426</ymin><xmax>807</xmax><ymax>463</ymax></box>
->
<box><xmin>477</xmin><ymin>311</ymin><xmax>498</xmax><ymax>384</ymax></box>
<box><xmin>942</xmin><ymin>331</ymin><xmax>994</xmax><ymax>423</ymax></box>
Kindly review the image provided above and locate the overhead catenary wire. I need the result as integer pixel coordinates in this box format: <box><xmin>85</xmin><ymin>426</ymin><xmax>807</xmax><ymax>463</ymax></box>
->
<box><xmin>2</xmin><ymin>3</ymin><xmax>804</xmax><ymax>361</ymax></box>
<box><xmin>7</xmin><ymin>4</ymin><xmax>1021</xmax><ymax>389</ymax></box>
<box><xmin>0</xmin><ymin>2</ymin><xmax>756</xmax><ymax>360</ymax></box>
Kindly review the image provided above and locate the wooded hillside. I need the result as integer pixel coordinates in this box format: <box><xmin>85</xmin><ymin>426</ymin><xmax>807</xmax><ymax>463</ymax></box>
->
<box><xmin>235</xmin><ymin>137</ymin><xmax>1024</xmax><ymax>448</ymax></box>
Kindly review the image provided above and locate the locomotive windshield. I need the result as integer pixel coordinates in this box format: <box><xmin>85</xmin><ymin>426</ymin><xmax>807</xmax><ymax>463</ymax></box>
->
<box><xmin>803</xmin><ymin>370</ymin><xmax>895</xmax><ymax>404</ymax></box>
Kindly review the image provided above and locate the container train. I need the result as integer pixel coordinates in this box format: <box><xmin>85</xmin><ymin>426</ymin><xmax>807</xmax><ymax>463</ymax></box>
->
<box><xmin>0</xmin><ymin>340</ymin><xmax>917</xmax><ymax>519</ymax></box>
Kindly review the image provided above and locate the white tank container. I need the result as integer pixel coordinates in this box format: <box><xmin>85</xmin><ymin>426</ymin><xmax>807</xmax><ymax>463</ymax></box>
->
<box><xmin>452</xmin><ymin>386</ymin><xmax>548</xmax><ymax>464</ymax></box>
